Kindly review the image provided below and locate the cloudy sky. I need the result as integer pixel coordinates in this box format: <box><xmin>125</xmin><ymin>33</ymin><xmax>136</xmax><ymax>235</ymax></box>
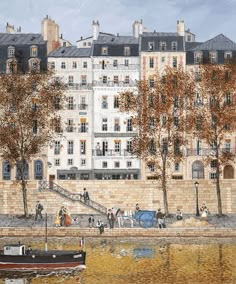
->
<box><xmin>0</xmin><ymin>0</ymin><xmax>236</xmax><ymax>44</ymax></box>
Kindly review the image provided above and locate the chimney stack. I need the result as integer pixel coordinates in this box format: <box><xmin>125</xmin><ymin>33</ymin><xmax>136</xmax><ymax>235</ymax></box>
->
<box><xmin>132</xmin><ymin>20</ymin><xmax>143</xmax><ymax>38</ymax></box>
<box><xmin>92</xmin><ymin>20</ymin><xmax>99</xmax><ymax>40</ymax></box>
<box><xmin>6</xmin><ymin>22</ymin><xmax>15</xmax><ymax>33</ymax></box>
<box><xmin>177</xmin><ymin>20</ymin><xmax>185</xmax><ymax>36</ymax></box>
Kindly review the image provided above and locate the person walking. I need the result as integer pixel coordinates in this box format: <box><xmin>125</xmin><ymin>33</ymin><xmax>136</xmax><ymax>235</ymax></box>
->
<box><xmin>176</xmin><ymin>209</ymin><xmax>183</xmax><ymax>220</ymax></box>
<box><xmin>107</xmin><ymin>209</ymin><xmax>115</xmax><ymax>229</ymax></box>
<box><xmin>54</xmin><ymin>211</ymin><xmax>60</xmax><ymax>227</ymax></box>
<box><xmin>156</xmin><ymin>208</ymin><xmax>165</xmax><ymax>228</ymax></box>
<box><xmin>88</xmin><ymin>215</ymin><xmax>95</xmax><ymax>228</ymax></box>
<box><xmin>96</xmin><ymin>219</ymin><xmax>104</xmax><ymax>234</ymax></box>
<box><xmin>135</xmin><ymin>203</ymin><xmax>140</xmax><ymax>213</ymax></box>
<box><xmin>35</xmin><ymin>201</ymin><xmax>44</xmax><ymax>220</ymax></box>
<box><xmin>59</xmin><ymin>206</ymin><xmax>66</xmax><ymax>226</ymax></box>
<box><xmin>83</xmin><ymin>188</ymin><xmax>90</xmax><ymax>204</ymax></box>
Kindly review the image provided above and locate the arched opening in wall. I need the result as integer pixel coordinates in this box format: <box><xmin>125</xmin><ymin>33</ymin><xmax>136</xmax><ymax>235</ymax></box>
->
<box><xmin>2</xmin><ymin>161</ymin><xmax>11</xmax><ymax>180</ymax></box>
<box><xmin>34</xmin><ymin>160</ymin><xmax>43</xmax><ymax>180</ymax></box>
<box><xmin>192</xmin><ymin>160</ymin><xmax>204</xmax><ymax>179</ymax></box>
<box><xmin>16</xmin><ymin>160</ymin><xmax>29</xmax><ymax>180</ymax></box>
<box><xmin>223</xmin><ymin>165</ymin><xmax>234</xmax><ymax>179</ymax></box>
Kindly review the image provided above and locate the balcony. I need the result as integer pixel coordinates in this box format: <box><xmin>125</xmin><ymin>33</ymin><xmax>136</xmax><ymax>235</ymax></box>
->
<box><xmin>93</xmin><ymin>63</ymin><xmax>139</xmax><ymax>70</ymax></box>
<box><xmin>66</xmin><ymin>104</ymin><xmax>76</xmax><ymax>110</ymax></box>
<box><xmin>186</xmin><ymin>148</ymin><xmax>235</xmax><ymax>156</ymax></box>
<box><xmin>92</xmin><ymin>149</ymin><xmax>134</xmax><ymax>157</ymax></box>
<box><xmin>66</xmin><ymin>127</ymin><xmax>77</xmax><ymax>133</ymax></box>
<box><xmin>78</xmin><ymin>104</ymin><xmax>88</xmax><ymax>110</ymax></box>
<box><xmin>67</xmin><ymin>83</ymin><xmax>92</xmax><ymax>90</ymax></box>
<box><xmin>126</xmin><ymin>126</ymin><xmax>133</xmax><ymax>132</ymax></box>
<box><xmin>78</xmin><ymin>127</ymin><xmax>88</xmax><ymax>133</ymax></box>
<box><xmin>114</xmin><ymin>125</ymin><xmax>120</xmax><ymax>131</ymax></box>
<box><xmin>93</xmin><ymin>80</ymin><xmax>136</xmax><ymax>87</ymax></box>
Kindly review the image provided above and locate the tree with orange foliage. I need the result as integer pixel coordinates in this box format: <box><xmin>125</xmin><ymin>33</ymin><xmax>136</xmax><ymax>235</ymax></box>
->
<box><xmin>193</xmin><ymin>62</ymin><xmax>236</xmax><ymax>216</ymax></box>
<box><xmin>0</xmin><ymin>71</ymin><xmax>65</xmax><ymax>217</ymax></box>
<box><xmin>120</xmin><ymin>66</ymin><xmax>195</xmax><ymax>215</ymax></box>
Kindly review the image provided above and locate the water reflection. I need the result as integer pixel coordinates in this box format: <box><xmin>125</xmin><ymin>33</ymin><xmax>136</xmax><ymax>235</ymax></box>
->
<box><xmin>0</xmin><ymin>240</ymin><xmax>236</xmax><ymax>284</ymax></box>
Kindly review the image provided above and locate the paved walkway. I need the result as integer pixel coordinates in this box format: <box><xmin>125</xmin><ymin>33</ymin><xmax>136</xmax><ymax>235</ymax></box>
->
<box><xmin>0</xmin><ymin>213</ymin><xmax>235</xmax><ymax>229</ymax></box>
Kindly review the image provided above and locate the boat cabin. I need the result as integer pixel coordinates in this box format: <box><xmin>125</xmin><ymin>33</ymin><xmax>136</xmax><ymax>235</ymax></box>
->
<box><xmin>4</xmin><ymin>244</ymin><xmax>26</xmax><ymax>255</ymax></box>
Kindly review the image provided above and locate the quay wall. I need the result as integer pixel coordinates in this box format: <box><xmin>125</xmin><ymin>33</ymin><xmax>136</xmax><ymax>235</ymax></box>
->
<box><xmin>0</xmin><ymin>180</ymin><xmax>236</xmax><ymax>215</ymax></box>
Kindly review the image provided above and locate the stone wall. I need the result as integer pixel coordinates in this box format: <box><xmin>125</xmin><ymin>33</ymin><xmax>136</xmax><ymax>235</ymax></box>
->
<box><xmin>0</xmin><ymin>180</ymin><xmax>236</xmax><ymax>215</ymax></box>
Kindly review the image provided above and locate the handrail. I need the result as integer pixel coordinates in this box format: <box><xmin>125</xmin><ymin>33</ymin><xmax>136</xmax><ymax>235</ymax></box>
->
<box><xmin>38</xmin><ymin>180</ymin><xmax>107</xmax><ymax>215</ymax></box>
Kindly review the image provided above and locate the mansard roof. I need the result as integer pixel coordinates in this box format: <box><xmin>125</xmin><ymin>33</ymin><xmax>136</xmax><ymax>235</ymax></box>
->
<box><xmin>190</xmin><ymin>34</ymin><xmax>236</xmax><ymax>51</ymax></box>
<box><xmin>140</xmin><ymin>32</ymin><xmax>184</xmax><ymax>52</ymax></box>
<box><xmin>92</xmin><ymin>34</ymin><xmax>139</xmax><ymax>56</ymax></box>
<box><xmin>48</xmin><ymin>46</ymin><xmax>91</xmax><ymax>57</ymax></box>
<box><xmin>0</xmin><ymin>33</ymin><xmax>45</xmax><ymax>45</ymax></box>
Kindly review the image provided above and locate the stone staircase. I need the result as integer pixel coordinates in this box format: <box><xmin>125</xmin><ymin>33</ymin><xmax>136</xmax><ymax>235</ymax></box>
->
<box><xmin>38</xmin><ymin>180</ymin><xmax>107</xmax><ymax>215</ymax></box>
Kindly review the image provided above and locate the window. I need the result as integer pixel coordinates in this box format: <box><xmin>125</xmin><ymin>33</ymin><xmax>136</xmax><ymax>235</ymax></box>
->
<box><xmin>224</xmin><ymin>93</ymin><xmax>231</xmax><ymax>105</ymax></box>
<box><xmin>114</xmin><ymin>161</ymin><xmax>120</xmax><ymax>168</ymax></box>
<box><xmin>79</xmin><ymin>96</ymin><xmax>87</xmax><ymax>110</ymax></box>
<box><xmin>55</xmin><ymin>159</ymin><xmax>60</xmax><ymax>166</ymax></box>
<box><xmin>160</xmin><ymin>42</ymin><xmax>166</xmax><ymax>51</ymax></box>
<box><xmin>72</xmin><ymin>61</ymin><xmax>77</xmax><ymax>69</ymax></box>
<box><xmin>174</xmin><ymin>162</ymin><xmax>180</xmax><ymax>171</ymax></box>
<box><xmin>149</xmin><ymin>117</ymin><xmax>155</xmax><ymax>128</ymax></box>
<box><xmin>61</xmin><ymin>62</ymin><xmax>66</xmax><ymax>69</ymax></box>
<box><xmin>173</xmin><ymin>116</ymin><xmax>179</xmax><ymax>127</ymax></box>
<box><xmin>224</xmin><ymin>51</ymin><xmax>232</xmax><ymax>61</ymax></box>
<box><xmin>114</xmin><ymin>118</ymin><xmax>120</xmax><ymax>131</ymax></box>
<box><xmin>83</xmin><ymin>42</ymin><xmax>87</xmax><ymax>47</ymax></box>
<box><xmin>196</xmin><ymin>116</ymin><xmax>202</xmax><ymax>130</ymax></box>
<box><xmin>83</xmin><ymin>61</ymin><xmax>87</xmax><ymax>68</ymax></box>
<box><xmin>32</xmin><ymin>120</ymin><xmax>38</xmax><ymax>134</ymax></box>
<box><xmin>124</xmin><ymin>59</ymin><xmax>129</xmax><ymax>66</ymax></box>
<box><xmin>68</xmin><ymin>96</ymin><xmax>74</xmax><ymax>110</ymax></box>
<box><xmin>127</xmin><ymin>161</ymin><xmax>132</xmax><ymax>168</ymax></box>
<box><xmin>211</xmin><ymin>160</ymin><xmax>217</xmax><ymax>168</ymax></box>
<box><xmin>34</xmin><ymin>160</ymin><xmax>43</xmax><ymax>180</ymax></box>
<box><xmin>101</xmin><ymin>47</ymin><xmax>108</xmax><ymax>55</ymax></box>
<box><xmin>68</xmin><ymin>76</ymin><xmax>74</xmax><ymax>84</ymax></box>
<box><xmin>50</xmin><ymin>62</ymin><xmax>55</xmax><ymax>69</ymax></box>
<box><xmin>68</xmin><ymin>141</ymin><xmax>74</xmax><ymax>154</ymax></box>
<box><xmin>68</xmin><ymin>159</ymin><xmax>73</xmax><ymax>166</ymax></box>
<box><xmin>149</xmin><ymin>57</ymin><xmax>154</xmax><ymax>68</ymax></box>
<box><xmin>125</xmin><ymin>75</ymin><xmax>130</xmax><ymax>84</ymax></box>
<box><xmin>113</xmin><ymin>75</ymin><xmax>119</xmax><ymax>84</ymax></box>
<box><xmin>80</xmin><ymin>140</ymin><xmax>86</xmax><ymax>154</ymax></box>
<box><xmin>29</xmin><ymin>58</ymin><xmax>40</xmax><ymax>72</ymax></box>
<box><xmin>124</xmin><ymin>46</ymin><xmax>130</xmax><ymax>56</ymax></box>
<box><xmin>8</xmin><ymin>46</ymin><xmax>15</xmax><ymax>57</ymax></box>
<box><xmin>3</xmin><ymin>161</ymin><xmax>11</xmax><ymax>180</ymax></box>
<box><xmin>195</xmin><ymin>70</ymin><xmax>201</xmax><ymax>82</ymax></box>
<box><xmin>148</xmin><ymin>164</ymin><xmax>155</xmax><ymax>172</ymax></box>
<box><xmin>30</xmin><ymin>46</ymin><xmax>38</xmax><ymax>57</ymax></box>
<box><xmin>54</xmin><ymin>141</ymin><xmax>60</xmax><ymax>155</ymax></box>
<box><xmin>173</xmin><ymin>57</ymin><xmax>177</xmax><ymax>68</ymax></box>
<box><xmin>149</xmin><ymin>139</ymin><xmax>156</xmax><ymax>154</ymax></box>
<box><xmin>81</xmin><ymin>159</ymin><xmax>86</xmax><ymax>166</ymax></box>
<box><xmin>187</xmin><ymin>35</ymin><xmax>191</xmax><ymax>42</ymax></box>
<box><xmin>127</xmin><ymin>119</ymin><xmax>132</xmax><ymax>131</ymax></box>
<box><xmin>194</xmin><ymin>51</ymin><xmax>203</xmax><ymax>64</ymax></box>
<box><xmin>102</xmin><ymin>96</ymin><xmax>108</xmax><ymax>109</ymax></box>
<box><xmin>209</xmin><ymin>51</ymin><xmax>217</xmax><ymax>63</ymax></box>
<box><xmin>114</xmin><ymin>96</ymin><xmax>119</xmax><ymax>108</ymax></box>
<box><xmin>148</xmin><ymin>42</ymin><xmax>154</xmax><ymax>51</ymax></box>
<box><xmin>67</xmin><ymin>119</ymin><xmax>74</xmax><ymax>132</ymax></box>
<box><xmin>162</xmin><ymin>115</ymin><xmax>167</xmax><ymax>126</ymax></box>
<box><xmin>161</xmin><ymin>57</ymin><xmax>165</xmax><ymax>63</ymax></box>
<box><xmin>102</xmin><ymin>118</ymin><xmax>108</xmax><ymax>131</ymax></box>
<box><xmin>174</xmin><ymin>139</ymin><xmax>180</xmax><ymax>155</ymax></box>
<box><xmin>88</xmin><ymin>42</ymin><xmax>91</xmax><ymax>46</ymax></box>
<box><xmin>127</xmin><ymin>140</ymin><xmax>133</xmax><ymax>152</ymax></box>
<box><xmin>16</xmin><ymin>161</ymin><xmax>29</xmax><ymax>180</ymax></box>
<box><xmin>172</xmin><ymin>42</ymin><xmax>177</xmax><ymax>51</ymax></box>
<box><xmin>102</xmin><ymin>76</ymin><xmax>107</xmax><ymax>84</ymax></box>
<box><xmin>225</xmin><ymin>141</ymin><xmax>231</xmax><ymax>151</ymax></box>
<box><xmin>149</xmin><ymin>78</ymin><xmax>154</xmax><ymax>88</ymax></box>
<box><xmin>113</xmin><ymin>60</ymin><xmax>118</xmax><ymax>67</ymax></box>
<box><xmin>210</xmin><ymin>172</ymin><xmax>217</xmax><ymax>179</ymax></box>
<box><xmin>114</xmin><ymin>141</ymin><xmax>121</xmax><ymax>152</ymax></box>
<box><xmin>81</xmin><ymin>75</ymin><xmax>87</xmax><ymax>86</ymax></box>
<box><xmin>54</xmin><ymin>96</ymin><xmax>60</xmax><ymax>110</ymax></box>
<box><xmin>102</xmin><ymin>161</ymin><xmax>107</xmax><ymax>168</ymax></box>
<box><xmin>161</xmin><ymin>138</ymin><xmax>168</xmax><ymax>154</ymax></box>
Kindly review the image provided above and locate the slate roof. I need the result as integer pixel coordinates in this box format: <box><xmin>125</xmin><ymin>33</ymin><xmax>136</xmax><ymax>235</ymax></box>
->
<box><xmin>95</xmin><ymin>35</ymin><xmax>139</xmax><ymax>44</ymax></box>
<box><xmin>48</xmin><ymin>46</ymin><xmax>91</xmax><ymax>57</ymax></box>
<box><xmin>190</xmin><ymin>34</ymin><xmax>236</xmax><ymax>51</ymax></box>
<box><xmin>140</xmin><ymin>32</ymin><xmax>184</xmax><ymax>52</ymax></box>
<box><xmin>185</xmin><ymin>42</ymin><xmax>203</xmax><ymax>51</ymax></box>
<box><xmin>0</xmin><ymin>33</ymin><xmax>45</xmax><ymax>45</ymax></box>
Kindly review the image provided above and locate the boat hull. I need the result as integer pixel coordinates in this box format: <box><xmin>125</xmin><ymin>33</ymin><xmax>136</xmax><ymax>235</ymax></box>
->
<box><xmin>0</xmin><ymin>251</ymin><xmax>86</xmax><ymax>271</ymax></box>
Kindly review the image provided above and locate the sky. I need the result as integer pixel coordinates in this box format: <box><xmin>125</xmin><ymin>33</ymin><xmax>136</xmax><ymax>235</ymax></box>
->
<box><xmin>1</xmin><ymin>0</ymin><xmax>236</xmax><ymax>44</ymax></box>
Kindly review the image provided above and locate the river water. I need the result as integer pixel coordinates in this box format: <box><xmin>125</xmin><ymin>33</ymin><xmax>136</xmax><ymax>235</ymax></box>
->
<box><xmin>0</xmin><ymin>239</ymin><xmax>236</xmax><ymax>284</ymax></box>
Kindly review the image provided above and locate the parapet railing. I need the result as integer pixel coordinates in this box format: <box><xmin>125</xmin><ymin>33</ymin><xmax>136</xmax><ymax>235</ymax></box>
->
<box><xmin>38</xmin><ymin>180</ymin><xmax>107</xmax><ymax>215</ymax></box>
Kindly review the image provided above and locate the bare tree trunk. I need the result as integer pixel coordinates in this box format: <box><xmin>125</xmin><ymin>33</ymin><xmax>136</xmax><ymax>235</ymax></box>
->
<box><xmin>216</xmin><ymin>149</ymin><xmax>222</xmax><ymax>216</ymax></box>
<box><xmin>162</xmin><ymin>157</ymin><xmax>169</xmax><ymax>216</ymax></box>
<box><xmin>21</xmin><ymin>181</ymin><xmax>29</xmax><ymax>218</ymax></box>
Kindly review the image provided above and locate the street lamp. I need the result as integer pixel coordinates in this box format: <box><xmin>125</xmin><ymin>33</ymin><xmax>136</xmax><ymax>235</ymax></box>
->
<box><xmin>194</xmin><ymin>181</ymin><xmax>200</xmax><ymax>216</ymax></box>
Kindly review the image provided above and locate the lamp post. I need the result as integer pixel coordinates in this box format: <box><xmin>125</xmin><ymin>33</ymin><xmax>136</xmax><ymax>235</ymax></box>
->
<box><xmin>194</xmin><ymin>181</ymin><xmax>200</xmax><ymax>216</ymax></box>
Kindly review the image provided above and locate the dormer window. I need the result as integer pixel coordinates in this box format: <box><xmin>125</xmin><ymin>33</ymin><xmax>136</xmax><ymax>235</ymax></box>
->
<box><xmin>30</xmin><ymin>45</ymin><xmax>38</xmax><ymax>57</ymax></box>
<box><xmin>160</xmin><ymin>42</ymin><xmax>166</xmax><ymax>51</ymax></box>
<box><xmin>101</xmin><ymin>47</ymin><xmax>108</xmax><ymax>55</ymax></box>
<box><xmin>124</xmin><ymin>46</ymin><xmax>130</xmax><ymax>56</ymax></box>
<box><xmin>172</xmin><ymin>41</ymin><xmax>177</xmax><ymax>51</ymax></box>
<box><xmin>8</xmin><ymin>46</ymin><xmax>15</xmax><ymax>57</ymax></box>
<box><xmin>28</xmin><ymin>58</ymin><xmax>40</xmax><ymax>72</ymax></box>
<box><xmin>148</xmin><ymin>42</ymin><xmax>154</xmax><ymax>51</ymax></box>
<box><xmin>224</xmin><ymin>51</ymin><xmax>232</xmax><ymax>61</ymax></box>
